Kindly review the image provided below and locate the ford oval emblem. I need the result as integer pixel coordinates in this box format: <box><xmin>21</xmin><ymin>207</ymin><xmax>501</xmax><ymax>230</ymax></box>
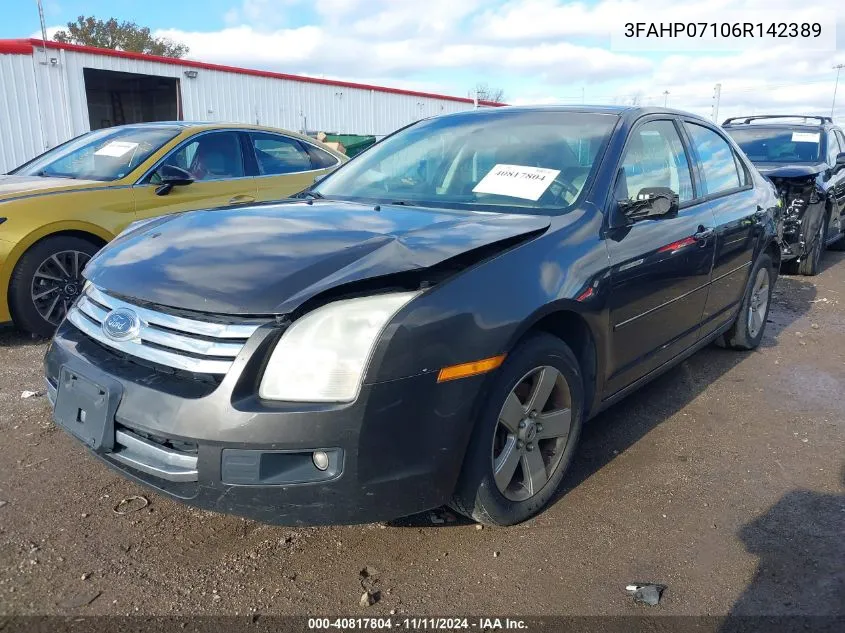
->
<box><xmin>102</xmin><ymin>308</ymin><xmax>140</xmax><ymax>342</ymax></box>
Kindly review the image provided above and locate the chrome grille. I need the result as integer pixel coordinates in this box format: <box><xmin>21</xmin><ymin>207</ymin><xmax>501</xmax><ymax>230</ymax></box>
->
<box><xmin>67</xmin><ymin>285</ymin><xmax>262</xmax><ymax>375</ymax></box>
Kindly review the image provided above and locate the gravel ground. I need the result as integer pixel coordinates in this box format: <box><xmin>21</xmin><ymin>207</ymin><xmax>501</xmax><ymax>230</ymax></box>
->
<box><xmin>0</xmin><ymin>256</ymin><xmax>843</xmax><ymax>619</ymax></box>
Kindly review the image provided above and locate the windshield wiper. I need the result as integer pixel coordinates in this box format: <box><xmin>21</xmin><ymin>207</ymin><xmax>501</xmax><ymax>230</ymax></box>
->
<box><xmin>36</xmin><ymin>170</ymin><xmax>75</xmax><ymax>179</ymax></box>
<box><xmin>292</xmin><ymin>190</ymin><xmax>324</xmax><ymax>200</ymax></box>
<box><xmin>388</xmin><ymin>200</ymin><xmax>415</xmax><ymax>206</ymax></box>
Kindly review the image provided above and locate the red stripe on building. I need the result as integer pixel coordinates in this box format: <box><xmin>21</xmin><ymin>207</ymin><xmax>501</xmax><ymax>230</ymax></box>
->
<box><xmin>0</xmin><ymin>38</ymin><xmax>505</xmax><ymax>107</ymax></box>
<box><xmin>0</xmin><ymin>39</ymin><xmax>33</xmax><ymax>55</ymax></box>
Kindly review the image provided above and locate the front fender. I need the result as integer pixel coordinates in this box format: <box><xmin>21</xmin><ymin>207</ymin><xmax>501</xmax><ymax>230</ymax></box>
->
<box><xmin>0</xmin><ymin>220</ymin><xmax>115</xmax><ymax>322</ymax></box>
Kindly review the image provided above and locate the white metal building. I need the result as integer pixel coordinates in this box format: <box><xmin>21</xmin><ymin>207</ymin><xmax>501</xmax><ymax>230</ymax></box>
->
<box><xmin>0</xmin><ymin>38</ymin><xmax>502</xmax><ymax>174</ymax></box>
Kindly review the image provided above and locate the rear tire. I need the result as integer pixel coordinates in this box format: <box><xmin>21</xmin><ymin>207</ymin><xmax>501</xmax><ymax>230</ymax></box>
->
<box><xmin>9</xmin><ymin>235</ymin><xmax>99</xmax><ymax>338</ymax></box>
<box><xmin>718</xmin><ymin>253</ymin><xmax>774</xmax><ymax>351</ymax></box>
<box><xmin>451</xmin><ymin>333</ymin><xmax>584</xmax><ymax>526</ymax></box>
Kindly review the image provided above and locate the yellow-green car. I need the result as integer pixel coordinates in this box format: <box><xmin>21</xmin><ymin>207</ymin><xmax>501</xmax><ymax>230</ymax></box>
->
<box><xmin>0</xmin><ymin>122</ymin><xmax>346</xmax><ymax>336</ymax></box>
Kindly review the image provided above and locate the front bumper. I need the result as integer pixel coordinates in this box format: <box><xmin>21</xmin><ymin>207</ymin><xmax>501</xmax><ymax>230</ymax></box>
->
<box><xmin>45</xmin><ymin>320</ymin><xmax>482</xmax><ymax>525</ymax></box>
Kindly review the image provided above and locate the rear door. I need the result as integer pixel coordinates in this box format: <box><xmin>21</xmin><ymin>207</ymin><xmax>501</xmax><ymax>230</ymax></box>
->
<box><xmin>682</xmin><ymin>120</ymin><xmax>760</xmax><ymax>338</ymax></box>
<box><xmin>132</xmin><ymin>130</ymin><xmax>257</xmax><ymax>220</ymax></box>
<box><xmin>604</xmin><ymin>117</ymin><xmax>717</xmax><ymax>395</ymax></box>
<box><xmin>828</xmin><ymin>129</ymin><xmax>845</xmax><ymax>236</ymax></box>
<box><xmin>245</xmin><ymin>132</ymin><xmax>342</xmax><ymax>202</ymax></box>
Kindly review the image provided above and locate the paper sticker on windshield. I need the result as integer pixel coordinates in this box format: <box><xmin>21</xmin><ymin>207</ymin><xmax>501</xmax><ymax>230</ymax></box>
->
<box><xmin>791</xmin><ymin>132</ymin><xmax>820</xmax><ymax>143</ymax></box>
<box><xmin>472</xmin><ymin>164</ymin><xmax>561</xmax><ymax>201</ymax></box>
<box><xmin>94</xmin><ymin>141</ymin><xmax>139</xmax><ymax>158</ymax></box>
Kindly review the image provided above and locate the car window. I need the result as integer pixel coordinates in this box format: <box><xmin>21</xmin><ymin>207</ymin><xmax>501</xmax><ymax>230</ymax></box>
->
<box><xmin>616</xmin><ymin>120</ymin><xmax>694</xmax><ymax>203</ymax></box>
<box><xmin>11</xmin><ymin>126</ymin><xmax>180</xmax><ymax>181</ymax></box>
<box><xmin>250</xmin><ymin>133</ymin><xmax>314</xmax><ymax>175</ymax></box>
<box><xmin>685</xmin><ymin>123</ymin><xmax>742</xmax><ymax>195</ymax></box>
<box><xmin>835</xmin><ymin>130</ymin><xmax>845</xmax><ymax>153</ymax></box>
<box><xmin>733</xmin><ymin>152</ymin><xmax>749</xmax><ymax>187</ymax></box>
<box><xmin>826</xmin><ymin>131</ymin><xmax>841</xmax><ymax>165</ymax></box>
<box><xmin>162</xmin><ymin>132</ymin><xmax>245</xmax><ymax>181</ymax></box>
<box><xmin>304</xmin><ymin>143</ymin><xmax>340</xmax><ymax>169</ymax></box>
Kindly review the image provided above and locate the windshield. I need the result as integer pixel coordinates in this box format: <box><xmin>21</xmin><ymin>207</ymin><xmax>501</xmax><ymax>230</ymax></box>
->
<box><xmin>12</xmin><ymin>126</ymin><xmax>181</xmax><ymax>181</ymax></box>
<box><xmin>313</xmin><ymin>111</ymin><xmax>618</xmax><ymax>213</ymax></box>
<box><xmin>726</xmin><ymin>127</ymin><xmax>822</xmax><ymax>163</ymax></box>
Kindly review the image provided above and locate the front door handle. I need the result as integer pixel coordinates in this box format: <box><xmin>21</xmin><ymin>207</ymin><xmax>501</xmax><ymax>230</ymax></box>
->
<box><xmin>228</xmin><ymin>194</ymin><xmax>256</xmax><ymax>205</ymax></box>
<box><xmin>694</xmin><ymin>226</ymin><xmax>715</xmax><ymax>245</ymax></box>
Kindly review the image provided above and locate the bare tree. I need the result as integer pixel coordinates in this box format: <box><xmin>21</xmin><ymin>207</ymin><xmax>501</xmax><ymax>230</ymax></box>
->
<box><xmin>54</xmin><ymin>16</ymin><xmax>189</xmax><ymax>58</ymax></box>
<box><xmin>474</xmin><ymin>82</ymin><xmax>507</xmax><ymax>104</ymax></box>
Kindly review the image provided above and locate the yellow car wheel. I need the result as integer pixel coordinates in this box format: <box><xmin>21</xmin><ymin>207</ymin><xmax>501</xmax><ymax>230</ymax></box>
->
<box><xmin>9</xmin><ymin>235</ymin><xmax>100</xmax><ymax>337</ymax></box>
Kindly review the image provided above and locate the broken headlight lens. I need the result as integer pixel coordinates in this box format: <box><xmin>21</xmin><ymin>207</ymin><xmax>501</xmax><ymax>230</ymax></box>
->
<box><xmin>259</xmin><ymin>292</ymin><xmax>419</xmax><ymax>402</ymax></box>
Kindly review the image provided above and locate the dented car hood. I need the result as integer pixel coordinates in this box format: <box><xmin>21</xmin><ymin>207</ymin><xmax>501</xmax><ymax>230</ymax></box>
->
<box><xmin>754</xmin><ymin>162</ymin><xmax>826</xmax><ymax>179</ymax></box>
<box><xmin>84</xmin><ymin>199</ymin><xmax>550</xmax><ymax>315</ymax></box>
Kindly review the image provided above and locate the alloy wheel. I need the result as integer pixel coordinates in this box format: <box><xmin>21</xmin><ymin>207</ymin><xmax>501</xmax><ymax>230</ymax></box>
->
<box><xmin>492</xmin><ymin>365</ymin><xmax>573</xmax><ymax>501</ymax></box>
<box><xmin>747</xmin><ymin>266</ymin><xmax>770</xmax><ymax>338</ymax></box>
<box><xmin>30</xmin><ymin>250</ymin><xmax>91</xmax><ymax>326</ymax></box>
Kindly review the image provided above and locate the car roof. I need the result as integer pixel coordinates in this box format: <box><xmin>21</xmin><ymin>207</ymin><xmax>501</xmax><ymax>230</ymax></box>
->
<box><xmin>88</xmin><ymin>121</ymin><xmax>344</xmax><ymax>157</ymax></box>
<box><xmin>431</xmin><ymin>104</ymin><xmax>715</xmax><ymax>126</ymax></box>
<box><xmin>107</xmin><ymin>121</ymin><xmax>303</xmax><ymax>133</ymax></box>
<box><xmin>722</xmin><ymin>115</ymin><xmax>835</xmax><ymax>129</ymax></box>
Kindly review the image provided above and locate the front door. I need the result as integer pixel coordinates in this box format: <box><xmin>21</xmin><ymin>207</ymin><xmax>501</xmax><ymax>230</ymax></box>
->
<box><xmin>605</xmin><ymin>118</ymin><xmax>716</xmax><ymax>396</ymax></box>
<box><xmin>133</xmin><ymin>130</ymin><xmax>257</xmax><ymax>220</ymax></box>
<box><xmin>828</xmin><ymin>130</ymin><xmax>845</xmax><ymax>236</ymax></box>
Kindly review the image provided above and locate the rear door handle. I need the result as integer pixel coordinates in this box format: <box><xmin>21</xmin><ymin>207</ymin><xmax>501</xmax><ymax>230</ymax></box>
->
<box><xmin>694</xmin><ymin>226</ymin><xmax>715</xmax><ymax>244</ymax></box>
<box><xmin>228</xmin><ymin>195</ymin><xmax>256</xmax><ymax>205</ymax></box>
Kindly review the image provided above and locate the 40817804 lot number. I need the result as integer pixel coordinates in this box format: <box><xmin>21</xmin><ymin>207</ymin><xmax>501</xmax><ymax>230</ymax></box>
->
<box><xmin>308</xmin><ymin>618</ymin><xmax>527</xmax><ymax>630</ymax></box>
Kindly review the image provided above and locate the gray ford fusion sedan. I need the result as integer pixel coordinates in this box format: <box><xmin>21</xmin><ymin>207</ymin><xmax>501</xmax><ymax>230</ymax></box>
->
<box><xmin>45</xmin><ymin>106</ymin><xmax>781</xmax><ymax>526</ymax></box>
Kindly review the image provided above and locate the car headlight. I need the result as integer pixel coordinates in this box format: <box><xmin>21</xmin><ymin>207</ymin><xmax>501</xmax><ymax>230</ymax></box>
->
<box><xmin>259</xmin><ymin>291</ymin><xmax>419</xmax><ymax>402</ymax></box>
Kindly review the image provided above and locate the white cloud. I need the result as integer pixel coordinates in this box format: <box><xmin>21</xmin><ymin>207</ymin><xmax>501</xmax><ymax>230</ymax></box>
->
<box><xmin>84</xmin><ymin>0</ymin><xmax>845</xmax><ymax>122</ymax></box>
<box><xmin>156</xmin><ymin>25</ymin><xmax>648</xmax><ymax>86</ymax></box>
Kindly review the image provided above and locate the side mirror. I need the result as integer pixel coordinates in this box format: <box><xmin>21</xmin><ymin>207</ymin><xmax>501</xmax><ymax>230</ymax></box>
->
<box><xmin>618</xmin><ymin>187</ymin><xmax>679</xmax><ymax>222</ymax></box>
<box><xmin>154</xmin><ymin>165</ymin><xmax>194</xmax><ymax>196</ymax></box>
<box><xmin>836</xmin><ymin>152</ymin><xmax>845</xmax><ymax>168</ymax></box>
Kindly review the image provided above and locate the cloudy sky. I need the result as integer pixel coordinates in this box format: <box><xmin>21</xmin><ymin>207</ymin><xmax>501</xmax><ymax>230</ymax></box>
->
<box><xmin>4</xmin><ymin>0</ymin><xmax>845</xmax><ymax>122</ymax></box>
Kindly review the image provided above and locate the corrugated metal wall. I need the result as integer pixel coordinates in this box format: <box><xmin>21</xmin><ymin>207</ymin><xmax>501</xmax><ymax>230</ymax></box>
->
<box><xmin>0</xmin><ymin>52</ymin><xmax>47</xmax><ymax>171</ymax></box>
<box><xmin>0</xmin><ymin>45</ymin><xmax>481</xmax><ymax>173</ymax></box>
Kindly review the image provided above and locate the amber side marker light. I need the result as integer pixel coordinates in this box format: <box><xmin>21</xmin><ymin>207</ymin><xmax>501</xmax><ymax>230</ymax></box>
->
<box><xmin>437</xmin><ymin>354</ymin><xmax>506</xmax><ymax>383</ymax></box>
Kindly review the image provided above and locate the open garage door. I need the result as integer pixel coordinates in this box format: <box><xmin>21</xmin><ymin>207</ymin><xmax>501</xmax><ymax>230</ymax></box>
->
<box><xmin>83</xmin><ymin>68</ymin><xmax>180</xmax><ymax>130</ymax></box>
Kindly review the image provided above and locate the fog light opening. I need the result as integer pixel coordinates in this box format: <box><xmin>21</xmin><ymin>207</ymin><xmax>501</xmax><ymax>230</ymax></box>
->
<box><xmin>313</xmin><ymin>450</ymin><xmax>330</xmax><ymax>471</ymax></box>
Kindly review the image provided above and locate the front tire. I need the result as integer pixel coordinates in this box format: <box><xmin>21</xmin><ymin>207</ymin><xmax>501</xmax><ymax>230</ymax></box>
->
<box><xmin>718</xmin><ymin>253</ymin><xmax>774</xmax><ymax>351</ymax></box>
<box><xmin>9</xmin><ymin>235</ymin><xmax>99</xmax><ymax>338</ymax></box>
<box><xmin>796</xmin><ymin>215</ymin><xmax>827</xmax><ymax>276</ymax></box>
<box><xmin>451</xmin><ymin>333</ymin><xmax>584</xmax><ymax>526</ymax></box>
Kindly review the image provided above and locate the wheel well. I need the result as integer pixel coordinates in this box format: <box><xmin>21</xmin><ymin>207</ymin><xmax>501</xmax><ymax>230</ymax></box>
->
<box><xmin>38</xmin><ymin>230</ymin><xmax>108</xmax><ymax>250</ymax></box>
<box><xmin>8</xmin><ymin>230</ymin><xmax>107</xmax><ymax>288</ymax></box>
<box><xmin>524</xmin><ymin>310</ymin><xmax>598</xmax><ymax>417</ymax></box>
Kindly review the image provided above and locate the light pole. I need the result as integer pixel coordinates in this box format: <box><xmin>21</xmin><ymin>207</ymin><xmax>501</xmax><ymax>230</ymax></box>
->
<box><xmin>35</xmin><ymin>0</ymin><xmax>49</xmax><ymax>65</ymax></box>
<box><xmin>712</xmin><ymin>83</ymin><xmax>722</xmax><ymax>123</ymax></box>
<box><xmin>833</xmin><ymin>64</ymin><xmax>844</xmax><ymax>118</ymax></box>
<box><xmin>663</xmin><ymin>90</ymin><xmax>670</xmax><ymax>107</ymax></box>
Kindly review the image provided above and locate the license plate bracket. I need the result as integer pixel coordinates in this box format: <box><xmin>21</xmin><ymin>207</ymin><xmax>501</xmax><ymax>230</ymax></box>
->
<box><xmin>53</xmin><ymin>365</ymin><xmax>123</xmax><ymax>453</ymax></box>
